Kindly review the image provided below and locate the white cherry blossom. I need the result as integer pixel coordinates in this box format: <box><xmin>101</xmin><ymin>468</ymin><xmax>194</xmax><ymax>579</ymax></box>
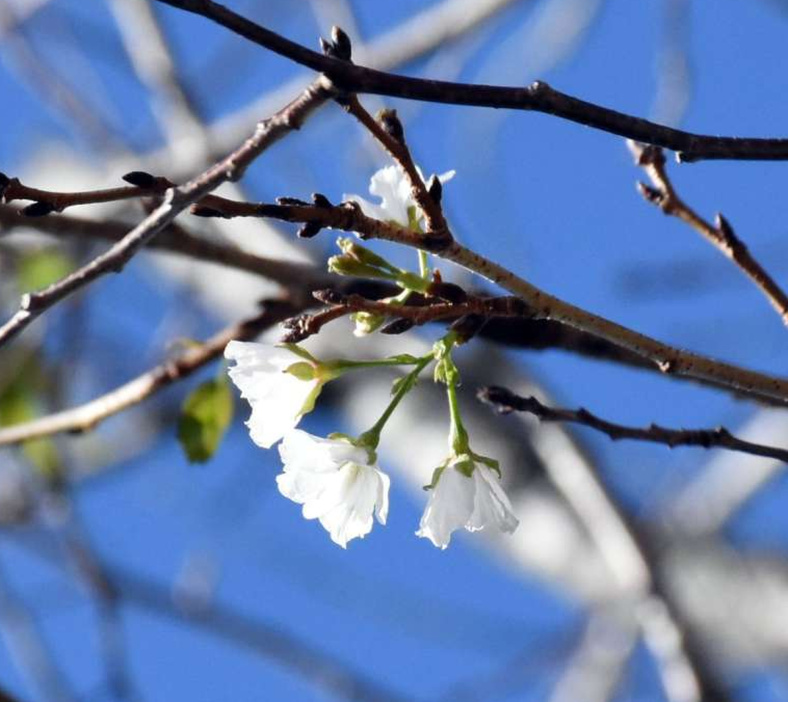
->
<box><xmin>277</xmin><ymin>430</ymin><xmax>390</xmax><ymax>548</ymax></box>
<box><xmin>417</xmin><ymin>456</ymin><xmax>518</xmax><ymax>549</ymax></box>
<box><xmin>344</xmin><ymin>165</ymin><xmax>455</xmax><ymax>227</ymax></box>
<box><xmin>224</xmin><ymin>341</ymin><xmax>323</xmax><ymax>449</ymax></box>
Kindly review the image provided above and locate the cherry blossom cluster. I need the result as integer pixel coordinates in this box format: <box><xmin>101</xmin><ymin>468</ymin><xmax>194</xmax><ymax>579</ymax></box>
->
<box><xmin>225</xmin><ymin>166</ymin><xmax>518</xmax><ymax>549</ymax></box>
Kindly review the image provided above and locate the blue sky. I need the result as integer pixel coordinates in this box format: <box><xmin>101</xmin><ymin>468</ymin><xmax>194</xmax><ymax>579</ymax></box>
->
<box><xmin>2</xmin><ymin>0</ymin><xmax>788</xmax><ymax>700</ymax></box>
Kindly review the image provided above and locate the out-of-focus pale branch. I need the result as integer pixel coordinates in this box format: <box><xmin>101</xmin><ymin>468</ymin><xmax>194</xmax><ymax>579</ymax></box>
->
<box><xmin>0</xmin><ymin>303</ymin><xmax>296</xmax><ymax>445</ymax></box>
<box><xmin>0</xmin><ymin>564</ymin><xmax>76</xmax><ymax>702</ymax></box>
<box><xmin>0</xmin><ymin>3</ymin><xmax>125</xmax><ymax>152</ymax></box>
<box><xmin>107</xmin><ymin>0</ymin><xmax>208</xmax><ymax>156</ymax></box>
<box><xmin>9</xmin><ymin>533</ymin><xmax>409</xmax><ymax>702</ymax></box>
<box><xmin>0</xmin><ymin>204</ymin><xmax>324</xmax><ymax>292</ymax></box>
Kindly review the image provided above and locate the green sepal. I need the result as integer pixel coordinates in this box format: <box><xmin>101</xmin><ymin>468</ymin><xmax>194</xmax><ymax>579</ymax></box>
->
<box><xmin>472</xmin><ymin>452</ymin><xmax>501</xmax><ymax>477</ymax></box>
<box><xmin>298</xmin><ymin>382</ymin><xmax>324</xmax><ymax>417</ymax></box>
<box><xmin>285</xmin><ymin>361</ymin><xmax>316</xmax><ymax>381</ymax></box>
<box><xmin>450</xmin><ymin>454</ymin><xmax>476</xmax><ymax>478</ymax></box>
<box><xmin>423</xmin><ymin>461</ymin><xmax>449</xmax><ymax>490</ymax></box>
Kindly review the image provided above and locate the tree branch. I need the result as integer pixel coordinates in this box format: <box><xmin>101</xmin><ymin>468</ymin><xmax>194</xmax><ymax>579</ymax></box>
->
<box><xmin>478</xmin><ymin>385</ymin><xmax>788</xmax><ymax>463</ymax></box>
<box><xmin>0</xmin><ymin>76</ymin><xmax>333</xmax><ymax>350</ymax></box>
<box><xmin>155</xmin><ymin>0</ymin><xmax>788</xmax><ymax>162</ymax></box>
<box><xmin>0</xmin><ymin>302</ymin><xmax>296</xmax><ymax>446</ymax></box>
<box><xmin>0</xmin><ymin>204</ymin><xmax>326</xmax><ymax>293</ymax></box>
<box><xmin>197</xmin><ymin>197</ymin><xmax>788</xmax><ymax>407</ymax></box>
<box><xmin>633</xmin><ymin>144</ymin><xmax>788</xmax><ymax>325</ymax></box>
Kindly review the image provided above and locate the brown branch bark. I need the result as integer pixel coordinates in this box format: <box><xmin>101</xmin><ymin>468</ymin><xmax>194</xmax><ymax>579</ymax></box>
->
<box><xmin>342</xmin><ymin>96</ymin><xmax>448</xmax><ymax>235</ymax></box>
<box><xmin>633</xmin><ymin>144</ymin><xmax>788</xmax><ymax>325</ymax></box>
<box><xmin>0</xmin><ymin>76</ymin><xmax>333</xmax><ymax>350</ymax></box>
<box><xmin>155</xmin><ymin>0</ymin><xmax>788</xmax><ymax>162</ymax></box>
<box><xmin>479</xmin><ymin>385</ymin><xmax>788</xmax><ymax>464</ymax></box>
<box><xmin>196</xmin><ymin>197</ymin><xmax>788</xmax><ymax>407</ymax></box>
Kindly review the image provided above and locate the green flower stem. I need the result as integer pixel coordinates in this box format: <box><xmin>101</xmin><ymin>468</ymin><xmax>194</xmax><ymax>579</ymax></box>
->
<box><xmin>408</xmin><ymin>205</ymin><xmax>431</xmax><ymax>282</ymax></box>
<box><xmin>418</xmin><ymin>250</ymin><xmax>430</xmax><ymax>279</ymax></box>
<box><xmin>446</xmin><ymin>372</ymin><xmax>470</xmax><ymax>455</ymax></box>
<box><xmin>326</xmin><ymin>356</ymin><xmax>423</xmax><ymax>374</ymax></box>
<box><xmin>358</xmin><ymin>354</ymin><xmax>433</xmax><ymax>451</ymax></box>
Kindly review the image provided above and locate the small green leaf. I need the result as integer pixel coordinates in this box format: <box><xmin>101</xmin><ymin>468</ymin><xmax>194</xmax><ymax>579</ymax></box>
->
<box><xmin>177</xmin><ymin>376</ymin><xmax>234</xmax><ymax>463</ymax></box>
<box><xmin>17</xmin><ymin>249</ymin><xmax>74</xmax><ymax>293</ymax></box>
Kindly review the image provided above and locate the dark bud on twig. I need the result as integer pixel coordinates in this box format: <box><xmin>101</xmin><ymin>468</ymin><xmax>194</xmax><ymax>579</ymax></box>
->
<box><xmin>426</xmin><ymin>280</ymin><xmax>467</xmax><ymax>303</ymax></box>
<box><xmin>450</xmin><ymin>314</ymin><xmax>486</xmax><ymax>343</ymax></box>
<box><xmin>715</xmin><ymin>213</ymin><xmax>736</xmax><ymax>240</ymax></box>
<box><xmin>191</xmin><ymin>205</ymin><xmax>228</xmax><ymax>218</ymax></box>
<box><xmin>298</xmin><ymin>222</ymin><xmax>322</xmax><ymax>239</ymax></box>
<box><xmin>427</xmin><ymin>175</ymin><xmax>442</xmax><ymax>204</ymax></box>
<box><xmin>637</xmin><ymin>181</ymin><xmax>664</xmax><ymax>205</ymax></box>
<box><xmin>376</xmin><ymin>109</ymin><xmax>404</xmax><ymax>143</ymax></box>
<box><xmin>320</xmin><ymin>26</ymin><xmax>352</xmax><ymax>61</ymax></box>
<box><xmin>476</xmin><ymin>385</ymin><xmax>517</xmax><ymax>414</ymax></box>
<box><xmin>312</xmin><ymin>193</ymin><xmax>332</xmax><ymax>209</ymax></box>
<box><xmin>331</xmin><ymin>26</ymin><xmax>352</xmax><ymax>61</ymax></box>
<box><xmin>23</xmin><ymin>201</ymin><xmax>55</xmax><ymax>217</ymax></box>
<box><xmin>122</xmin><ymin>171</ymin><xmax>158</xmax><ymax>189</ymax></box>
<box><xmin>380</xmin><ymin>317</ymin><xmax>415</xmax><ymax>335</ymax></box>
<box><xmin>313</xmin><ymin>289</ymin><xmax>345</xmax><ymax>305</ymax></box>
<box><xmin>277</xmin><ymin>196</ymin><xmax>310</xmax><ymax>207</ymax></box>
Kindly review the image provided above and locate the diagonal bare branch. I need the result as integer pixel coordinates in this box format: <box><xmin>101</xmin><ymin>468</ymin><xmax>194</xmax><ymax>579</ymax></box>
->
<box><xmin>0</xmin><ymin>77</ymin><xmax>333</xmax><ymax>350</ymax></box>
<box><xmin>155</xmin><ymin>0</ymin><xmax>788</xmax><ymax>162</ymax></box>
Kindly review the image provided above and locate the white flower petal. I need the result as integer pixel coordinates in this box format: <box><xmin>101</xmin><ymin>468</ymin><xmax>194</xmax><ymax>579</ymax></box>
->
<box><xmin>468</xmin><ymin>466</ymin><xmax>519</xmax><ymax>534</ymax></box>
<box><xmin>276</xmin><ymin>431</ymin><xmax>390</xmax><ymax>547</ymax></box>
<box><xmin>225</xmin><ymin>342</ymin><xmax>318</xmax><ymax>448</ymax></box>
<box><xmin>417</xmin><ymin>457</ymin><xmax>518</xmax><ymax>549</ymax></box>
<box><xmin>342</xmin><ymin>194</ymin><xmax>390</xmax><ymax>222</ymax></box>
<box><xmin>343</xmin><ymin>164</ymin><xmax>455</xmax><ymax>228</ymax></box>
<box><xmin>416</xmin><ymin>466</ymin><xmax>475</xmax><ymax>549</ymax></box>
<box><xmin>374</xmin><ymin>469</ymin><xmax>390</xmax><ymax>525</ymax></box>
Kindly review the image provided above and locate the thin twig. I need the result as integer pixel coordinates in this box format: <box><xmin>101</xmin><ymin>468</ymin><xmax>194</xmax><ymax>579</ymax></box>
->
<box><xmin>342</xmin><ymin>96</ymin><xmax>448</xmax><ymax>235</ymax></box>
<box><xmin>0</xmin><ymin>303</ymin><xmax>296</xmax><ymax>446</ymax></box>
<box><xmin>203</xmin><ymin>197</ymin><xmax>788</xmax><ymax>406</ymax></box>
<box><xmin>283</xmin><ymin>289</ymin><xmax>532</xmax><ymax>341</ymax></box>
<box><xmin>633</xmin><ymin>144</ymin><xmax>788</xmax><ymax>325</ymax></box>
<box><xmin>0</xmin><ymin>174</ymin><xmax>168</xmax><ymax>214</ymax></box>
<box><xmin>154</xmin><ymin>0</ymin><xmax>788</xmax><ymax>162</ymax></box>
<box><xmin>478</xmin><ymin>385</ymin><xmax>788</xmax><ymax>464</ymax></box>
<box><xmin>0</xmin><ymin>205</ymin><xmax>666</xmax><ymax>372</ymax></box>
<box><xmin>0</xmin><ymin>77</ymin><xmax>333</xmax><ymax>350</ymax></box>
